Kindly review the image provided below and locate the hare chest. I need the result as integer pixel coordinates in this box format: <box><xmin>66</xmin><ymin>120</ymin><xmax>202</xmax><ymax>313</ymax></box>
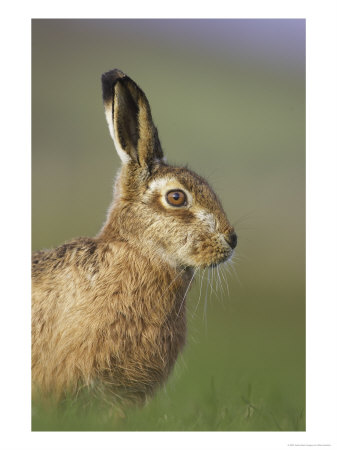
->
<box><xmin>91</xmin><ymin>245</ymin><xmax>191</xmax><ymax>399</ymax></box>
<box><xmin>32</xmin><ymin>239</ymin><xmax>192</xmax><ymax>402</ymax></box>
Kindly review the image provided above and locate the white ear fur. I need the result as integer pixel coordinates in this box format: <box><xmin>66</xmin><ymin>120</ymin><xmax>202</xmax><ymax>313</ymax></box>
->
<box><xmin>103</xmin><ymin>97</ymin><xmax>131</xmax><ymax>165</ymax></box>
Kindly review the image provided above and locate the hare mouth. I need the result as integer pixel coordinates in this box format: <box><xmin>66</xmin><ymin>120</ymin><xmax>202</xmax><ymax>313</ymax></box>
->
<box><xmin>210</xmin><ymin>250</ymin><xmax>233</xmax><ymax>268</ymax></box>
<box><xmin>210</xmin><ymin>255</ymin><xmax>231</xmax><ymax>268</ymax></box>
<box><xmin>195</xmin><ymin>246</ymin><xmax>233</xmax><ymax>269</ymax></box>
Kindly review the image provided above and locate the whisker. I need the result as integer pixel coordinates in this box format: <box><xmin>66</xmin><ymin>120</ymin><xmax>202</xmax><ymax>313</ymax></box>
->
<box><xmin>203</xmin><ymin>270</ymin><xmax>210</xmax><ymax>329</ymax></box>
<box><xmin>177</xmin><ymin>269</ymin><xmax>197</xmax><ymax>316</ymax></box>
<box><xmin>215</xmin><ymin>265</ymin><xmax>220</xmax><ymax>297</ymax></box>
<box><xmin>216</xmin><ymin>264</ymin><xmax>224</xmax><ymax>298</ymax></box>
<box><xmin>227</xmin><ymin>259</ymin><xmax>242</xmax><ymax>286</ymax></box>
<box><xmin>217</xmin><ymin>266</ymin><xmax>225</xmax><ymax>296</ymax></box>
<box><xmin>232</xmin><ymin>210</ymin><xmax>256</xmax><ymax>228</ymax></box>
<box><xmin>215</xmin><ymin>265</ymin><xmax>220</xmax><ymax>294</ymax></box>
<box><xmin>219</xmin><ymin>264</ymin><xmax>230</xmax><ymax>297</ymax></box>
<box><xmin>193</xmin><ymin>267</ymin><xmax>206</xmax><ymax>316</ymax></box>
<box><xmin>158</xmin><ymin>266</ymin><xmax>186</xmax><ymax>302</ymax></box>
<box><xmin>215</xmin><ymin>265</ymin><xmax>218</xmax><ymax>293</ymax></box>
<box><xmin>211</xmin><ymin>266</ymin><xmax>216</xmax><ymax>294</ymax></box>
<box><xmin>230</xmin><ymin>251</ymin><xmax>248</xmax><ymax>263</ymax></box>
<box><xmin>206</xmin><ymin>267</ymin><xmax>222</xmax><ymax>302</ymax></box>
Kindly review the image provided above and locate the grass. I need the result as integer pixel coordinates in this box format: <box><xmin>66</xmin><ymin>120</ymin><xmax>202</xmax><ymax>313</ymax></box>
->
<box><xmin>32</xmin><ymin>374</ymin><xmax>305</xmax><ymax>432</ymax></box>
<box><xmin>32</xmin><ymin>278</ymin><xmax>305</xmax><ymax>432</ymax></box>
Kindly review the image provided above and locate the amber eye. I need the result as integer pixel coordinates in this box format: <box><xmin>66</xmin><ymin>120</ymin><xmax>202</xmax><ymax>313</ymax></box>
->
<box><xmin>166</xmin><ymin>190</ymin><xmax>187</xmax><ymax>207</ymax></box>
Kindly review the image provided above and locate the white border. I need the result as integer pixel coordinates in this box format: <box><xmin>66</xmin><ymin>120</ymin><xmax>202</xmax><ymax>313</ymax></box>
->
<box><xmin>1</xmin><ymin>1</ymin><xmax>336</xmax><ymax>449</ymax></box>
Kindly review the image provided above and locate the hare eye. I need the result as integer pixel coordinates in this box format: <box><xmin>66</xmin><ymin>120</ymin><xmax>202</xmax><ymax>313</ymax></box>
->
<box><xmin>166</xmin><ymin>190</ymin><xmax>187</xmax><ymax>207</ymax></box>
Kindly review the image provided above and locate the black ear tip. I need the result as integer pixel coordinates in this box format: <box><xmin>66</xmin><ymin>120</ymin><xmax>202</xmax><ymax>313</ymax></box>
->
<box><xmin>101</xmin><ymin>69</ymin><xmax>126</xmax><ymax>82</ymax></box>
<box><xmin>101</xmin><ymin>69</ymin><xmax>126</xmax><ymax>101</ymax></box>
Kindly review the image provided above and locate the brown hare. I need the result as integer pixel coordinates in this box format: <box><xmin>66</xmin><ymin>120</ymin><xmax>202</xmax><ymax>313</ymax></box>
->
<box><xmin>32</xmin><ymin>69</ymin><xmax>237</xmax><ymax>406</ymax></box>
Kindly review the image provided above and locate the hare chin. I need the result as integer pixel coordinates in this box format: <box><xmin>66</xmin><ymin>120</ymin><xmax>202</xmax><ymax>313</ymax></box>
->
<box><xmin>209</xmin><ymin>252</ymin><xmax>233</xmax><ymax>269</ymax></box>
<box><xmin>190</xmin><ymin>249</ymin><xmax>234</xmax><ymax>269</ymax></box>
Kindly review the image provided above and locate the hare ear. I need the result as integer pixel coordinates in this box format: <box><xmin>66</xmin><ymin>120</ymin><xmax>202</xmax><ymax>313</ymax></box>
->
<box><xmin>101</xmin><ymin>69</ymin><xmax>164</xmax><ymax>170</ymax></box>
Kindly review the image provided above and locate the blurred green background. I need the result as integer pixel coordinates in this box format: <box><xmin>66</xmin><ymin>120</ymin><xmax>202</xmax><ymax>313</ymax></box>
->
<box><xmin>31</xmin><ymin>19</ymin><xmax>305</xmax><ymax>431</ymax></box>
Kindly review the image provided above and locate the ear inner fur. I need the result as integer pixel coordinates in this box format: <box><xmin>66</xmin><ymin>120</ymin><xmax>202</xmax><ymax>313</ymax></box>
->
<box><xmin>102</xmin><ymin>70</ymin><xmax>131</xmax><ymax>164</ymax></box>
<box><xmin>114</xmin><ymin>82</ymin><xmax>140</xmax><ymax>163</ymax></box>
<box><xmin>102</xmin><ymin>70</ymin><xmax>164</xmax><ymax>171</ymax></box>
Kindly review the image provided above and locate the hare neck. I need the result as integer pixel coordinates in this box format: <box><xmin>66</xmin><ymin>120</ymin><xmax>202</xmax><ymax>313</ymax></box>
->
<box><xmin>98</xmin><ymin>203</ymin><xmax>190</xmax><ymax>271</ymax></box>
<box><xmin>97</xmin><ymin>239</ymin><xmax>194</xmax><ymax>331</ymax></box>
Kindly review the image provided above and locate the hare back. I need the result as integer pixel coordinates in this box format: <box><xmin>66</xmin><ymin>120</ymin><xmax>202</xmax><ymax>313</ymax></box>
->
<box><xmin>32</xmin><ymin>238</ymin><xmax>192</xmax><ymax>402</ymax></box>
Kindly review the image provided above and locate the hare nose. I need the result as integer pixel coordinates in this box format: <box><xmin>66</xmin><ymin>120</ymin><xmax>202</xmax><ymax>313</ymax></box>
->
<box><xmin>225</xmin><ymin>231</ymin><xmax>237</xmax><ymax>249</ymax></box>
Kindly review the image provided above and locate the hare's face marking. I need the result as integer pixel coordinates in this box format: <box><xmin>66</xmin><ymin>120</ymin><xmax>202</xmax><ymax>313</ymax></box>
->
<box><xmin>194</xmin><ymin>211</ymin><xmax>216</xmax><ymax>233</ymax></box>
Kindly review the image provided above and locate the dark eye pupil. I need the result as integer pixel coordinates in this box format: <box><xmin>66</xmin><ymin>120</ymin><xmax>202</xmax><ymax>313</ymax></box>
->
<box><xmin>166</xmin><ymin>190</ymin><xmax>186</xmax><ymax>207</ymax></box>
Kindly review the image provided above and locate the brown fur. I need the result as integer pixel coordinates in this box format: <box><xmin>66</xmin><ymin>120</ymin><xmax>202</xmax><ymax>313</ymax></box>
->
<box><xmin>32</xmin><ymin>238</ymin><xmax>191</xmax><ymax>404</ymax></box>
<box><xmin>32</xmin><ymin>69</ymin><xmax>237</xmax><ymax>406</ymax></box>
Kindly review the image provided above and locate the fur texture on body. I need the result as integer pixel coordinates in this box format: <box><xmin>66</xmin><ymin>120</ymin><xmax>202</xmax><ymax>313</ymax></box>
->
<box><xmin>32</xmin><ymin>69</ymin><xmax>237</xmax><ymax>405</ymax></box>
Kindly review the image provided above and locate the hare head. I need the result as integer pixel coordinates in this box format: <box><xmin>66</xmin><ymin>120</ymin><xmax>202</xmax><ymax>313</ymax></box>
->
<box><xmin>100</xmin><ymin>70</ymin><xmax>237</xmax><ymax>269</ymax></box>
